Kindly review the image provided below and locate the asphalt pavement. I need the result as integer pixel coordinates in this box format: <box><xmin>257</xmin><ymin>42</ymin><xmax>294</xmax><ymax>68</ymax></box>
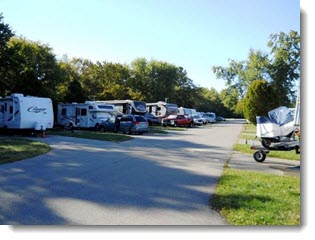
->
<box><xmin>0</xmin><ymin>119</ymin><xmax>300</xmax><ymax>225</ymax></box>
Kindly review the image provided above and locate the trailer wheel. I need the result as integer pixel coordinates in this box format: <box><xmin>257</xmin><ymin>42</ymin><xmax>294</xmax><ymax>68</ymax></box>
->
<box><xmin>261</xmin><ymin>139</ymin><xmax>272</xmax><ymax>149</ymax></box>
<box><xmin>253</xmin><ymin>150</ymin><xmax>266</xmax><ymax>162</ymax></box>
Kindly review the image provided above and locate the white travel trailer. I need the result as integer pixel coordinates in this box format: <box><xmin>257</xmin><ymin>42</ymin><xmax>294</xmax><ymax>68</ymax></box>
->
<box><xmin>96</xmin><ymin>100</ymin><xmax>147</xmax><ymax>115</ymax></box>
<box><xmin>0</xmin><ymin>93</ymin><xmax>54</xmax><ymax>131</ymax></box>
<box><xmin>178</xmin><ymin>107</ymin><xmax>197</xmax><ymax>116</ymax></box>
<box><xmin>146</xmin><ymin>101</ymin><xmax>178</xmax><ymax>122</ymax></box>
<box><xmin>57</xmin><ymin>101</ymin><xmax>116</xmax><ymax>129</ymax></box>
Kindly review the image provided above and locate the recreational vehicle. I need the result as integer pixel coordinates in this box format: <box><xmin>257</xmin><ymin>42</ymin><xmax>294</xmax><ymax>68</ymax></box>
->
<box><xmin>146</xmin><ymin>101</ymin><xmax>178</xmax><ymax>122</ymax></box>
<box><xmin>57</xmin><ymin>101</ymin><xmax>116</xmax><ymax>129</ymax></box>
<box><xmin>0</xmin><ymin>93</ymin><xmax>54</xmax><ymax>131</ymax></box>
<box><xmin>96</xmin><ymin>100</ymin><xmax>147</xmax><ymax>115</ymax></box>
<box><xmin>178</xmin><ymin>107</ymin><xmax>197</xmax><ymax>116</ymax></box>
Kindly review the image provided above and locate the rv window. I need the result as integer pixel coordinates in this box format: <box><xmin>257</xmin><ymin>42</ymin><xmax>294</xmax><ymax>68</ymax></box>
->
<box><xmin>98</xmin><ymin>105</ymin><xmax>114</xmax><ymax>110</ymax></box>
<box><xmin>0</xmin><ymin>105</ymin><xmax>4</xmax><ymax>113</ymax></box>
<box><xmin>61</xmin><ymin>108</ymin><xmax>67</xmax><ymax>116</ymax></box>
<box><xmin>89</xmin><ymin>106</ymin><xmax>94</xmax><ymax>110</ymax></box>
<box><xmin>9</xmin><ymin>106</ymin><xmax>13</xmax><ymax>114</ymax></box>
<box><xmin>81</xmin><ymin>109</ymin><xmax>87</xmax><ymax>116</ymax></box>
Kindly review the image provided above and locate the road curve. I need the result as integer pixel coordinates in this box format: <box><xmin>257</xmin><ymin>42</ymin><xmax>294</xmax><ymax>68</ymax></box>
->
<box><xmin>0</xmin><ymin>119</ymin><xmax>245</xmax><ymax>225</ymax></box>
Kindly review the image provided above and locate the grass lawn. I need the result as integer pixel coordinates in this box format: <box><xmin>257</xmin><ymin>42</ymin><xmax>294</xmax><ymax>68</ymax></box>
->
<box><xmin>48</xmin><ymin>130</ymin><xmax>132</xmax><ymax>142</ymax></box>
<box><xmin>212</xmin><ymin>167</ymin><xmax>300</xmax><ymax>225</ymax></box>
<box><xmin>149</xmin><ymin>125</ymin><xmax>187</xmax><ymax>133</ymax></box>
<box><xmin>0</xmin><ymin>138</ymin><xmax>51</xmax><ymax>164</ymax></box>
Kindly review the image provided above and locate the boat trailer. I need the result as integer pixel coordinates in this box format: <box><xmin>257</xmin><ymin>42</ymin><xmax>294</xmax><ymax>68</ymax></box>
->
<box><xmin>250</xmin><ymin>137</ymin><xmax>300</xmax><ymax>162</ymax></box>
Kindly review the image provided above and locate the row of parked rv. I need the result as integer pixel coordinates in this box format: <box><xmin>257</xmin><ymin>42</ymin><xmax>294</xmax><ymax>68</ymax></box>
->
<box><xmin>0</xmin><ymin>93</ymin><xmax>219</xmax><ymax>133</ymax></box>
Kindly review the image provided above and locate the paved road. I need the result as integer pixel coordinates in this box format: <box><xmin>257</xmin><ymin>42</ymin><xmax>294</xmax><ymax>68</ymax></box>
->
<box><xmin>0</xmin><ymin>119</ymin><xmax>262</xmax><ymax>225</ymax></box>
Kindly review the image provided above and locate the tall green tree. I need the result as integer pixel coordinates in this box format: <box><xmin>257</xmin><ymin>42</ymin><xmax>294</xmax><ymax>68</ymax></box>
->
<box><xmin>212</xmin><ymin>49</ymin><xmax>270</xmax><ymax>98</ymax></box>
<box><xmin>173</xmin><ymin>67</ymin><xmax>198</xmax><ymax>108</ymax></box>
<box><xmin>0</xmin><ymin>13</ymin><xmax>15</xmax><ymax>96</ymax></box>
<box><xmin>268</xmin><ymin>31</ymin><xmax>300</xmax><ymax>106</ymax></box>
<box><xmin>8</xmin><ymin>37</ymin><xmax>63</xmax><ymax>100</ymax></box>
<box><xmin>212</xmin><ymin>30</ymin><xmax>300</xmax><ymax>115</ymax></box>
<box><xmin>242</xmin><ymin>80</ymin><xmax>278</xmax><ymax>124</ymax></box>
<box><xmin>128</xmin><ymin>58</ymin><xmax>150</xmax><ymax>100</ymax></box>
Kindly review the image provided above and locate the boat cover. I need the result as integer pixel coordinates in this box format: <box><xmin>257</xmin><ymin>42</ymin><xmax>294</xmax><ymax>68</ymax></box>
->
<box><xmin>268</xmin><ymin>106</ymin><xmax>294</xmax><ymax>126</ymax></box>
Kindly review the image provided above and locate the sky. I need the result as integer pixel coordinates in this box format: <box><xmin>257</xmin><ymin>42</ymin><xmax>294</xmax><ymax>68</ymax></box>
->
<box><xmin>0</xmin><ymin>0</ymin><xmax>300</xmax><ymax>92</ymax></box>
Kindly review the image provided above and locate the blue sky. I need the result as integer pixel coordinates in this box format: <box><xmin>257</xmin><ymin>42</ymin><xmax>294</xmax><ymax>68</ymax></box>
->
<box><xmin>1</xmin><ymin>0</ymin><xmax>300</xmax><ymax>91</ymax></box>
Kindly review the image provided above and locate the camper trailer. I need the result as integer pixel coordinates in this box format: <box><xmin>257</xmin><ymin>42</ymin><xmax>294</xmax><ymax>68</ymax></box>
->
<box><xmin>146</xmin><ymin>101</ymin><xmax>178</xmax><ymax>122</ymax></box>
<box><xmin>0</xmin><ymin>93</ymin><xmax>54</xmax><ymax>131</ymax></box>
<box><xmin>96</xmin><ymin>100</ymin><xmax>147</xmax><ymax>115</ymax></box>
<box><xmin>57</xmin><ymin>101</ymin><xmax>116</xmax><ymax>129</ymax></box>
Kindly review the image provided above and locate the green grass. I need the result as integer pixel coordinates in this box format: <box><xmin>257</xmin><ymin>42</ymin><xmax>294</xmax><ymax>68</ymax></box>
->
<box><xmin>48</xmin><ymin>130</ymin><xmax>132</xmax><ymax>142</ymax></box>
<box><xmin>212</xmin><ymin>168</ymin><xmax>300</xmax><ymax>225</ymax></box>
<box><xmin>149</xmin><ymin>125</ymin><xmax>187</xmax><ymax>133</ymax></box>
<box><xmin>242</xmin><ymin>123</ymin><xmax>257</xmax><ymax>134</ymax></box>
<box><xmin>0</xmin><ymin>138</ymin><xmax>51</xmax><ymax>164</ymax></box>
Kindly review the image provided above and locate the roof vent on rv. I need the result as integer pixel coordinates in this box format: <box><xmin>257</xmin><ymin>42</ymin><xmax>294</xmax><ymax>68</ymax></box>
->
<box><xmin>11</xmin><ymin>93</ymin><xmax>24</xmax><ymax>97</ymax></box>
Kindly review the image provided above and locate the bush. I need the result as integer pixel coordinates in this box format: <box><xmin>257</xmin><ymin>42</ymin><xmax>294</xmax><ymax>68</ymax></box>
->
<box><xmin>242</xmin><ymin>80</ymin><xmax>278</xmax><ymax>124</ymax></box>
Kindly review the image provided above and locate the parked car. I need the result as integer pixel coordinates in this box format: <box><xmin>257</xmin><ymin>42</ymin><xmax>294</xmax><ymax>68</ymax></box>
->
<box><xmin>198</xmin><ymin>114</ymin><xmax>208</xmax><ymax>124</ymax></box>
<box><xmin>202</xmin><ymin>114</ymin><xmax>215</xmax><ymax>123</ymax></box>
<box><xmin>161</xmin><ymin>114</ymin><xmax>194</xmax><ymax>127</ymax></box>
<box><xmin>190</xmin><ymin>114</ymin><xmax>204</xmax><ymax>126</ymax></box>
<box><xmin>144</xmin><ymin>112</ymin><xmax>159</xmax><ymax>125</ymax></box>
<box><xmin>99</xmin><ymin>114</ymin><xmax>149</xmax><ymax>134</ymax></box>
<box><xmin>216</xmin><ymin>116</ymin><xmax>226</xmax><ymax>121</ymax></box>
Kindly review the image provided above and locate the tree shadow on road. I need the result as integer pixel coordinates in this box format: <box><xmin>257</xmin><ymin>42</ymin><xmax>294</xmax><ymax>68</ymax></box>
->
<box><xmin>0</xmin><ymin>136</ymin><xmax>230</xmax><ymax>225</ymax></box>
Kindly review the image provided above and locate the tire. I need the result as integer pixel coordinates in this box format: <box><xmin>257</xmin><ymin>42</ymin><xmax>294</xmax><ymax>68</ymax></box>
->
<box><xmin>253</xmin><ymin>151</ymin><xmax>266</xmax><ymax>162</ymax></box>
<box><xmin>69</xmin><ymin>123</ymin><xmax>74</xmax><ymax>132</ymax></box>
<box><xmin>261</xmin><ymin>138</ymin><xmax>272</xmax><ymax>149</ymax></box>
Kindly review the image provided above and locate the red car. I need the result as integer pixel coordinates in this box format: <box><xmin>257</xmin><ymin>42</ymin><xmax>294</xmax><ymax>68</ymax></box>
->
<box><xmin>161</xmin><ymin>115</ymin><xmax>194</xmax><ymax>127</ymax></box>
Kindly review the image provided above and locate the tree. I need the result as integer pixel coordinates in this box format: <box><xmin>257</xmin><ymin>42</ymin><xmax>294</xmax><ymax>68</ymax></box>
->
<box><xmin>64</xmin><ymin>79</ymin><xmax>86</xmax><ymax>103</ymax></box>
<box><xmin>212</xmin><ymin>30</ymin><xmax>300</xmax><ymax>116</ymax></box>
<box><xmin>219</xmin><ymin>86</ymin><xmax>240</xmax><ymax>112</ymax></box>
<box><xmin>212</xmin><ymin>49</ymin><xmax>270</xmax><ymax>98</ymax></box>
<box><xmin>268</xmin><ymin>31</ymin><xmax>300</xmax><ymax>106</ymax></box>
<box><xmin>128</xmin><ymin>58</ymin><xmax>150</xmax><ymax>100</ymax></box>
<box><xmin>242</xmin><ymin>80</ymin><xmax>278</xmax><ymax>124</ymax></box>
<box><xmin>0</xmin><ymin>13</ymin><xmax>15</xmax><ymax>96</ymax></box>
<box><xmin>8</xmin><ymin>37</ymin><xmax>63</xmax><ymax>100</ymax></box>
<box><xmin>173</xmin><ymin>67</ymin><xmax>198</xmax><ymax>108</ymax></box>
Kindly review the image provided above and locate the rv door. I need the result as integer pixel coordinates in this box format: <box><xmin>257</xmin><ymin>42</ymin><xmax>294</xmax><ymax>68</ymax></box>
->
<box><xmin>76</xmin><ymin>107</ymin><xmax>88</xmax><ymax>127</ymax></box>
